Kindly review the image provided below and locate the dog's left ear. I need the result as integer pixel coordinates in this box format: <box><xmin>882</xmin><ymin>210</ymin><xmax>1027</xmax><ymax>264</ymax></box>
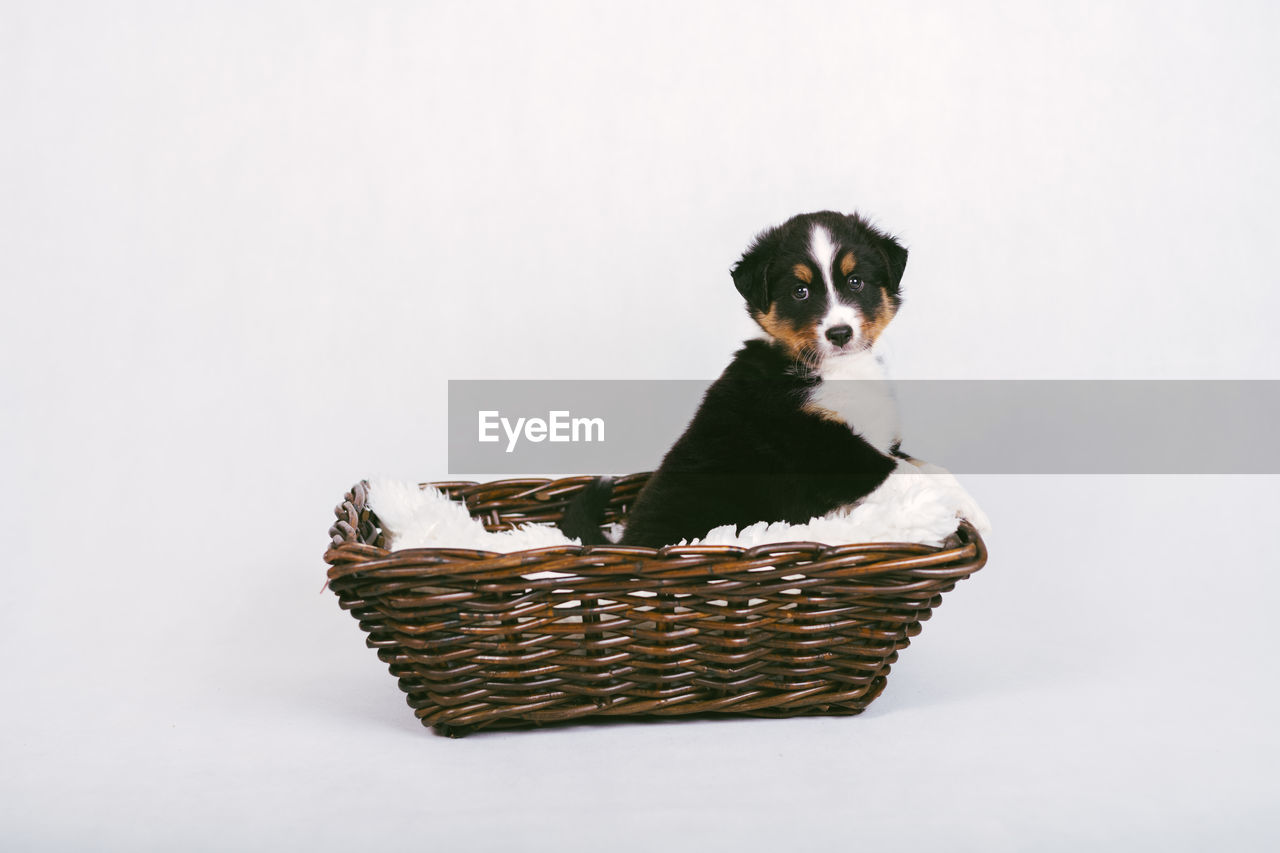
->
<box><xmin>849</xmin><ymin>214</ymin><xmax>908</xmax><ymax>293</ymax></box>
<box><xmin>731</xmin><ymin>231</ymin><xmax>779</xmax><ymax>314</ymax></box>
<box><xmin>874</xmin><ymin>231</ymin><xmax>908</xmax><ymax>293</ymax></box>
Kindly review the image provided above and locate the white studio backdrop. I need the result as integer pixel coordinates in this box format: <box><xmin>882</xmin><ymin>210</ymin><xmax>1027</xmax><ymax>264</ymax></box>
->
<box><xmin>2</xmin><ymin>2</ymin><xmax>1278</xmax><ymax>850</ymax></box>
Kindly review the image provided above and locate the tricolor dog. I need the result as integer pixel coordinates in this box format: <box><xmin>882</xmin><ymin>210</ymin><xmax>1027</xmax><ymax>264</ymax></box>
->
<box><xmin>562</xmin><ymin>210</ymin><xmax>988</xmax><ymax>547</ymax></box>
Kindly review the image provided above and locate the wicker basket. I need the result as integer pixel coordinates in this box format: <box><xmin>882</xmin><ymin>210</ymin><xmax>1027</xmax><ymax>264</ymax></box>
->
<box><xmin>325</xmin><ymin>474</ymin><xmax>987</xmax><ymax>736</ymax></box>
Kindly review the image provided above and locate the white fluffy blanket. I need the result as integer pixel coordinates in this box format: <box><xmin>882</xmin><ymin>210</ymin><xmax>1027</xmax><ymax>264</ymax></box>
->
<box><xmin>369</xmin><ymin>461</ymin><xmax>991</xmax><ymax>553</ymax></box>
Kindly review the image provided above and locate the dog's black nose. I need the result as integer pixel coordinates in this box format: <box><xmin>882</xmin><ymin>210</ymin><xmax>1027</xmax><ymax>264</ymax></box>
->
<box><xmin>825</xmin><ymin>325</ymin><xmax>854</xmax><ymax>347</ymax></box>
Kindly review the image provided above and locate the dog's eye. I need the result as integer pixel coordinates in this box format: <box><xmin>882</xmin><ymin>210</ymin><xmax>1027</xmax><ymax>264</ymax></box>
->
<box><xmin>846</xmin><ymin>276</ymin><xmax>864</xmax><ymax>292</ymax></box>
<box><xmin>792</xmin><ymin>285</ymin><xmax>810</xmax><ymax>301</ymax></box>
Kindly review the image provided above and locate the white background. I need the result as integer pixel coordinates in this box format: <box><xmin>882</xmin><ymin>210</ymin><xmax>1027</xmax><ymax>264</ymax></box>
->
<box><xmin>3</xmin><ymin>1</ymin><xmax>1278</xmax><ymax>850</ymax></box>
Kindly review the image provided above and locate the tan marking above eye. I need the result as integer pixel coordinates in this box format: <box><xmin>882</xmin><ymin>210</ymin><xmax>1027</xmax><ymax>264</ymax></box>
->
<box><xmin>792</xmin><ymin>264</ymin><xmax>813</xmax><ymax>284</ymax></box>
<box><xmin>840</xmin><ymin>252</ymin><xmax>857</xmax><ymax>277</ymax></box>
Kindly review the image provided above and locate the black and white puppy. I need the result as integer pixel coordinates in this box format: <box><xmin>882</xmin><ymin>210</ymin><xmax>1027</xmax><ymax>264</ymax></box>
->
<box><xmin>564</xmin><ymin>210</ymin><xmax>984</xmax><ymax>548</ymax></box>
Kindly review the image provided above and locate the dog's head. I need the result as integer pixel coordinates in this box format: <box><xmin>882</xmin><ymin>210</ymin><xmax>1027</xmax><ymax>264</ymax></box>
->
<box><xmin>732</xmin><ymin>211</ymin><xmax>907</xmax><ymax>364</ymax></box>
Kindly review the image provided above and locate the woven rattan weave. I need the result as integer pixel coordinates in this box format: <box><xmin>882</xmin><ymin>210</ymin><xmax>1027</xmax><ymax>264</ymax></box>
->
<box><xmin>325</xmin><ymin>474</ymin><xmax>987</xmax><ymax>736</ymax></box>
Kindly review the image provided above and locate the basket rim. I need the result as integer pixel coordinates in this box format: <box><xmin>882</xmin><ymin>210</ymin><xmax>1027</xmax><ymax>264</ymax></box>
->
<box><xmin>325</xmin><ymin>475</ymin><xmax>988</xmax><ymax>581</ymax></box>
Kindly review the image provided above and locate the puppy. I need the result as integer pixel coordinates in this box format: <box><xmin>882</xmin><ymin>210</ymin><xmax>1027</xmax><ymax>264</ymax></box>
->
<box><xmin>564</xmin><ymin>210</ymin><xmax>985</xmax><ymax>548</ymax></box>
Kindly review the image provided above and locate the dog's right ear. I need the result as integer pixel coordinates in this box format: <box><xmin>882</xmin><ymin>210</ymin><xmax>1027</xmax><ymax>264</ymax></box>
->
<box><xmin>731</xmin><ymin>230</ymin><xmax>779</xmax><ymax>314</ymax></box>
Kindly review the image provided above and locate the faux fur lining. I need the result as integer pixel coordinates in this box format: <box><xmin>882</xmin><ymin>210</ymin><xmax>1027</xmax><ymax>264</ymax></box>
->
<box><xmin>368</xmin><ymin>465</ymin><xmax>990</xmax><ymax>553</ymax></box>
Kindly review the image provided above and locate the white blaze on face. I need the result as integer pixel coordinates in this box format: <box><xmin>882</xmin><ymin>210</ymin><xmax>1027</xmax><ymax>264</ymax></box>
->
<box><xmin>808</xmin><ymin>223</ymin><xmax>862</xmax><ymax>350</ymax></box>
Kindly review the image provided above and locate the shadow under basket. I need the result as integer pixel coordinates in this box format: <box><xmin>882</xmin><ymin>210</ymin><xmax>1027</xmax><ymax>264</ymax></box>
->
<box><xmin>325</xmin><ymin>474</ymin><xmax>988</xmax><ymax>737</ymax></box>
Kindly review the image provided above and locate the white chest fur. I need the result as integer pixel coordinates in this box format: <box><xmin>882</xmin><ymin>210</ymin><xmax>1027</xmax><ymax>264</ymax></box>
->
<box><xmin>805</xmin><ymin>349</ymin><xmax>992</xmax><ymax>540</ymax></box>
<box><xmin>807</xmin><ymin>349</ymin><xmax>901</xmax><ymax>455</ymax></box>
